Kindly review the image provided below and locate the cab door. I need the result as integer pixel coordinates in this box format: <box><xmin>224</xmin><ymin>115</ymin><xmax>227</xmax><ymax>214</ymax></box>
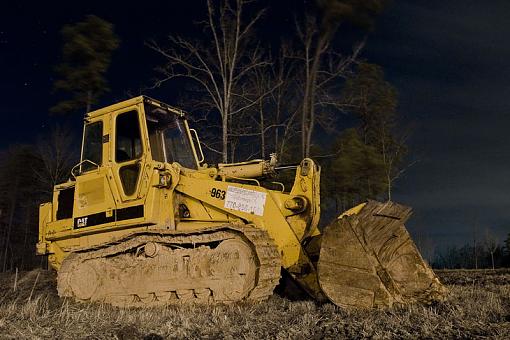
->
<box><xmin>108</xmin><ymin>105</ymin><xmax>150</xmax><ymax>224</ymax></box>
<box><xmin>73</xmin><ymin>118</ymin><xmax>117</xmax><ymax>230</ymax></box>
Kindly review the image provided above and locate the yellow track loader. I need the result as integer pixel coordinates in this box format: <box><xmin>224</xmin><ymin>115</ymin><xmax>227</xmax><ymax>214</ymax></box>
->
<box><xmin>37</xmin><ymin>96</ymin><xmax>446</xmax><ymax>308</ymax></box>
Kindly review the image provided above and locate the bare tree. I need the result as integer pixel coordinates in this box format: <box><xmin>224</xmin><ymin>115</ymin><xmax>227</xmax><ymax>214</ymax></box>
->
<box><xmin>0</xmin><ymin>146</ymin><xmax>43</xmax><ymax>272</ymax></box>
<box><xmin>231</xmin><ymin>47</ymin><xmax>301</xmax><ymax>160</ymax></box>
<box><xmin>269</xmin><ymin>46</ymin><xmax>303</xmax><ymax>161</ymax></box>
<box><xmin>148</xmin><ymin>0</ymin><xmax>267</xmax><ymax>163</ymax></box>
<box><xmin>291</xmin><ymin>0</ymin><xmax>390</xmax><ymax>158</ymax></box>
<box><xmin>484</xmin><ymin>227</ymin><xmax>499</xmax><ymax>270</ymax></box>
<box><xmin>379</xmin><ymin>128</ymin><xmax>413</xmax><ymax>201</ymax></box>
<box><xmin>35</xmin><ymin>125</ymin><xmax>77</xmax><ymax>194</ymax></box>
<box><xmin>294</xmin><ymin>14</ymin><xmax>363</xmax><ymax>158</ymax></box>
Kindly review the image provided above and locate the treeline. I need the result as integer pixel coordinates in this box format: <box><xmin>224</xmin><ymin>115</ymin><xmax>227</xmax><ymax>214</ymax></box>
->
<box><xmin>0</xmin><ymin>128</ymin><xmax>77</xmax><ymax>272</ymax></box>
<box><xmin>431</xmin><ymin>234</ymin><xmax>510</xmax><ymax>269</ymax></box>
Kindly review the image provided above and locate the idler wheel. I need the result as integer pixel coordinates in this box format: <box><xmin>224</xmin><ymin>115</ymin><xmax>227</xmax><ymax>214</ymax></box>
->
<box><xmin>212</xmin><ymin>238</ymin><xmax>257</xmax><ymax>301</ymax></box>
<box><xmin>69</xmin><ymin>263</ymin><xmax>100</xmax><ymax>300</ymax></box>
<box><xmin>144</xmin><ymin>242</ymin><xmax>160</xmax><ymax>258</ymax></box>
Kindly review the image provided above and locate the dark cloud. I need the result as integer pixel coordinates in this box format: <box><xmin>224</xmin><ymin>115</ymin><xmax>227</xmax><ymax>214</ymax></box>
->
<box><xmin>363</xmin><ymin>1</ymin><xmax>510</xmax><ymax>245</ymax></box>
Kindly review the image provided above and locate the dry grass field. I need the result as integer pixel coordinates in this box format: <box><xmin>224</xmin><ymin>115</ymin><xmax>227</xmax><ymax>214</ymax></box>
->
<box><xmin>0</xmin><ymin>269</ymin><xmax>508</xmax><ymax>339</ymax></box>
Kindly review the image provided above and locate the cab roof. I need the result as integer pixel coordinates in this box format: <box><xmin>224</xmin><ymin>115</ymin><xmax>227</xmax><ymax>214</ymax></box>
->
<box><xmin>86</xmin><ymin>95</ymin><xmax>187</xmax><ymax>119</ymax></box>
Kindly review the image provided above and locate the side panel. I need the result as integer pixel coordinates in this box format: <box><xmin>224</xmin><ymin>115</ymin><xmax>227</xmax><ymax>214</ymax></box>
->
<box><xmin>74</xmin><ymin>172</ymin><xmax>117</xmax><ymax>229</ymax></box>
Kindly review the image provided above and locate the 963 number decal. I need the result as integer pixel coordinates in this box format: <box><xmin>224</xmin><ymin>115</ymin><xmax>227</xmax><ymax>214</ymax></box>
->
<box><xmin>211</xmin><ymin>188</ymin><xmax>226</xmax><ymax>200</ymax></box>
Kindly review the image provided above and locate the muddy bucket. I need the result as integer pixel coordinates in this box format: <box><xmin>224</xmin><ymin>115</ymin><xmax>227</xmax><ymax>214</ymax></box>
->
<box><xmin>318</xmin><ymin>200</ymin><xmax>447</xmax><ymax>308</ymax></box>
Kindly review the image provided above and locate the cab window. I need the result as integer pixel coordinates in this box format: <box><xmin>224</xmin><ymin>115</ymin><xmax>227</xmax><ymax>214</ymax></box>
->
<box><xmin>81</xmin><ymin>121</ymin><xmax>103</xmax><ymax>172</ymax></box>
<box><xmin>116</xmin><ymin>110</ymin><xmax>142</xmax><ymax>163</ymax></box>
<box><xmin>145</xmin><ymin>104</ymin><xmax>197</xmax><ymax>169</ymax></box>
<box><xmin>115</xmin><ymin>110</ymin><xmax>142</xmax><ymax>196</ymax></box>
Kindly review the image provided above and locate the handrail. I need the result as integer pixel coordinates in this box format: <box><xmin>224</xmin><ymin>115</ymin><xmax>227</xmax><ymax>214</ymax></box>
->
<box><xmin>270</xmin><ymin>182</ymin><xmax>286</xmax><ymax>192</ymax></box>
<box><xmin>189</xmin><ymin>128</ymin><xmax>205</xmax><ymax>164</ymax></box>
<box><xmin>222</xmin><ymin>175</ymin><xmax>260</xmax><ymax>186</ymax></box>
<box><xmin>70</xmin><ymin>159</ymin><xmax>100</xmax><ymax>179</ymax></box>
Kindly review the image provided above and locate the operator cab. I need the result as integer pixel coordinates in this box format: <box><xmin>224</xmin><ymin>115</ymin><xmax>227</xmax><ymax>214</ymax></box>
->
<box><xmin>79</xmin><ymin>96</ymin><xmax>201</xmax><ymax>177</ymax></box>
<box><xmin>51</xmin><ymin>96</ymin><xmax>203</xmax><ymax>230</ymax></box>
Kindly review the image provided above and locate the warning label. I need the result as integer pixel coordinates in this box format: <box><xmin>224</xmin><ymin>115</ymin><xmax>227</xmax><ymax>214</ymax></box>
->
<box><xmin>224</xmin><ymin>186</ymin><xmax>267</xmax><ymax>216</ymax></box>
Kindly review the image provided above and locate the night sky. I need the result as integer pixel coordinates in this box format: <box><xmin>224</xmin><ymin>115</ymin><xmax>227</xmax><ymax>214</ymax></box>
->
<box><xmin>1</xmin><ymin>1</ymin><xmax>509</xmax><ymax>248</ymax></box>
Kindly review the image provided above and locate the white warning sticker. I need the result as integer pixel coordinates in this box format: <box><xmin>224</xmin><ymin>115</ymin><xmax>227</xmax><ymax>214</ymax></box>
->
<box><xmin>224</xmin><ymin>186</ymin><xmax>267</xmax><ymax>216</ymax></box>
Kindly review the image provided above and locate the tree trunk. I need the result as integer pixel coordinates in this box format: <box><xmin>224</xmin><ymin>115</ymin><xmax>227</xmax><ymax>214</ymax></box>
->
<box><xmin>387</xmin><ymin>173</ymin><xmax>392</xmax><ymax>201</ymax></box>
<box><xmin>230</xmin><ymin>142</ymin><xmax>236</xmax><ymax>163</ymax></box>
<box><xmin>303</xmin><ymin>34</ymin><xmax>328</xmax><ymax>158</ymax></box>
<box><xmin>474</xmin><ymin>240</ymin><xmax>478</xmax><ymax>269</ymax></box>
<box><xmin>301</xmin><ymin>93</ymin><xmax>308</xmax><ymax>158</ymax></box>
<box><xmin>21</xmin><ymin>207</ymin><xmax>31</xmax><ymax>271</ymax></box>
<box><xmin>274</xmin><ymin>94</ymin><xmax>280</xmax><ymax>156</ymax></box>
<box><xmin>260</xmin><ymin>102</ymin><xmax>265</xmax><ymax>159</ymax></box>
<box><xmin>3</xmin><ymin>178</ymin><xmax>18</xmax><ymax>272</ymax></box>
<box><xmin>222</xmin><ymin>111</ymin><xmax>229</xmax><ymax>163</ymax></box>
<box><xmin>86</xmin><ymin>90</ymin><xmax>92</xmax><ymax>113</ymax></box>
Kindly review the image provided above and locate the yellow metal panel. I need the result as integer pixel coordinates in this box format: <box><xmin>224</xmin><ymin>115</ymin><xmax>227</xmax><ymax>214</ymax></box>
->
<box><xmin>77</xmin><ymin>178</ymin><xmax>105</xmax><ymax>207</ymax></box>
<box><xmin>287</xmin><ymin>159</ymin><xmax>321</xmax><ymax>241</ymax></box>
<box><xmin>86</xmin><ymin>96</ymin><xmax>144</xmax><ymax>119</ymax></box>
<box><xmin>338</xmin><ymin>202</ymin><xmax>367</xmax><ymax>218</ymax></box>
<box><xmin>176</xmin><ymin>176</ymin><xmax>303</xmax><ymax>269</ymax></box>
<box><xmin>74</xmin><ymin>173</ymin><xmax>116</xmax><ymax>218</ymax></box>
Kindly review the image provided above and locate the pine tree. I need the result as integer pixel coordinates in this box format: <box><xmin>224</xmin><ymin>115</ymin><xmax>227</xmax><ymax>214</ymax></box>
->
<box><xmin>51</xmin><ymin>15</ymin><xmax>120</xmax><ymax>115</ymax></box>
<box><xmin>342</xmin><ymin>62</ymin><xmax>407</xmax><ymax>200</ymax></box>
<box><xmin>323</xmin><ymin>128</ymin><xmax>386</xmax><ymax>212</ymax></box>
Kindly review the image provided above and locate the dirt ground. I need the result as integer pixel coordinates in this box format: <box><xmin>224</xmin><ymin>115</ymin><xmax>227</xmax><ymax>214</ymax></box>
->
<box><xmin>0</xmin><ymin>269</ymin><xmax>508</xmax><ymax>339</ymax></box>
